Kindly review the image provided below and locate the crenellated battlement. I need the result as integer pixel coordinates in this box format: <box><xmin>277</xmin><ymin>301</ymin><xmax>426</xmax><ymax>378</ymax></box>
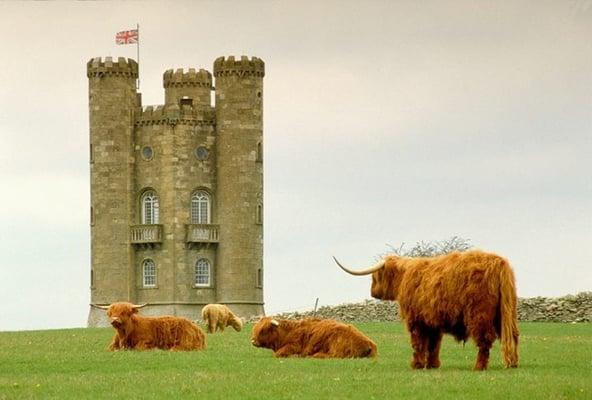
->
<box><xmin>87</xmin><ymin>56</ymin><xmax>138</xmax><ymax>78</ymax></box>
<box><xmin>135</xmin><ymin>104</ymin><xmax>215</xmax><ymax>126</ymax></box>
<box><xmin>163</xmin><ymin>68</ymin><xmax>212</xmax><ymax>88</ymax></box>
<box><xmin>213</xmin><ymin>56</ymin><xmax>265</xmax><ymax>78</ymax></box>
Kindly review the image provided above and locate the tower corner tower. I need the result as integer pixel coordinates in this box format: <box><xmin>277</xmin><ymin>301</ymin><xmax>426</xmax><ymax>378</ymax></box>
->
<box><xmin>87</xmin><ymin>56</ymin><xmax>138</xmax><ymax>326</ymax></box>
<box><xmin>213</xmin><ymin>55</ymin><xmax>265</xmax><ymax>317</ymax></box>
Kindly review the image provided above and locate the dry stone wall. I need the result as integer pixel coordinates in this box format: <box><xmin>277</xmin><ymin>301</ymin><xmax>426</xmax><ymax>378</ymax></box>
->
<box><xmin>270</xmin><ymin>292</ymin><xmax>592</xmax><ymax>323</ymax></box>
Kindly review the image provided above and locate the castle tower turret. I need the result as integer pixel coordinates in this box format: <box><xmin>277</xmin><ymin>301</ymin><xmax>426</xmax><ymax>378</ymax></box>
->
<box><xmin>163</xmin><ymin>68</ymin><xmax>212</xmax><ymax>107</ymax></box>
<box><xmin>213</xmin><ymin>56</ymin><xmax>265</xmax><ymax>316</ymax></box>
<box><xmin>87</xmin><ymin>57</ymin><xmax>138</xmax><ymax>325</ymax></box>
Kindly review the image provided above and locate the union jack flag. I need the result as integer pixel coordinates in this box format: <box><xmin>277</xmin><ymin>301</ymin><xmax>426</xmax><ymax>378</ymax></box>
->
<box><xmin>116</xmin><ymin>29</ymin><xmax>139</xmax><ymax>45</ymax></box>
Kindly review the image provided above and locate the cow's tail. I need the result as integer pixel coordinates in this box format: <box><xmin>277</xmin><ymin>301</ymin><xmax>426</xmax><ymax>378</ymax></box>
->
<box><xmin>499</xmin><ymin>259</ymin><xmax>519</xmax><ymax>368</ymax></box>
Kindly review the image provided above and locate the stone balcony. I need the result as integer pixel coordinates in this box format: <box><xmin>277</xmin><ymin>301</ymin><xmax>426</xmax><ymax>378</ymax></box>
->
<box><xmin>186</xmin><ymin>224</ymin><xmax>219</xmax><ymax>244</ymax></box>
<box><xmin>130</xmin><ymin>224</ymin><xmax>163</xmax><ymax>245</ymax></box>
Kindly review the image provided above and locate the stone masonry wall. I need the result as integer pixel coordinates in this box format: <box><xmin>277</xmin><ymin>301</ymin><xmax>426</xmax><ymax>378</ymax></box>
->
<box><xmin>270</xmin><ymin>292</ymin><xmax>592</xmax><ymax>323</ymax></box>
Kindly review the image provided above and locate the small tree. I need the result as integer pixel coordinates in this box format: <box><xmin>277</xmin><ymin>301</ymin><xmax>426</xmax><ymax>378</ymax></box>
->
<box><xmin>384</xmin><ymin>236</ymin><xmax>472</xmax><ymax>258</ymax></box>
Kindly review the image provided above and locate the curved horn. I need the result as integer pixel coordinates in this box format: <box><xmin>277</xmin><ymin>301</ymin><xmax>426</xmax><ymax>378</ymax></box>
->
<box><xmin>270</xmin><ymin>319</ymin><xmax>280</xmax><ymax>327</ymax></box>
<box><xmin>131</xmin><ymin>303</ymin><xmax>148</xmax><ymax>309</ymax></box>
<box><xmin>90</xmin><ymin>304</ymin><xmax>109</xmax><ymax>310</ymax></box>
<box><xmin>333</xmin><ymin>256</ymin><xmax>385</xmax><ymax>276</ymax></box>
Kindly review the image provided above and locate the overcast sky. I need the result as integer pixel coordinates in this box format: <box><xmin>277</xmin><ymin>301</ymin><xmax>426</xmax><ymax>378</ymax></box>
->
<box><xmin>1</xmin><ymin>1</ymin><xmax>590</xmax><ymax>331</ymax></box>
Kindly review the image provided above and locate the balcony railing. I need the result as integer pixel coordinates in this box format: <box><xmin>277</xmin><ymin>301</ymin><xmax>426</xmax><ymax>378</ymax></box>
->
<box><xmin>186</xmin><ymin>224</ymin><xmax>219</xmax><ymax>244</ymax></box>
<box><xmin>130</xmin><ymin>224</ymin><xmax>163</xmax><ymax>244</ymax></box>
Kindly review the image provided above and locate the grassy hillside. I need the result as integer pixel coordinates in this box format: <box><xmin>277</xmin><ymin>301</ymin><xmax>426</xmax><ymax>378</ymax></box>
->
<box><xmin>1</xmin><ymin>322</ymin><xmax>590</xmax><ymax>399</ymax></box>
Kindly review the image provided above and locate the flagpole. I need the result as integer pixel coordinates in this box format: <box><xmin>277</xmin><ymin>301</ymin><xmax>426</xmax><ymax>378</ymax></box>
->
<box><xmin>136</xmin><ymin>23</ymin><xmax>140</xmax><ymax>90</ymax></box>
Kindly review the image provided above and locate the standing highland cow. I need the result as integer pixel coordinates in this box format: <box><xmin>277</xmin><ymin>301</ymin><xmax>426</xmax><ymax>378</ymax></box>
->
<box><xmin>251</xmin><ymin>317</ymin><xmax>377</xmax><ymax>358</ymax></box>
<box><xmin>201</xmin><ymin>304</ymin><xmax>243</xmax><ymax>333</ymax></box>
<box><xmin>91</xmin><ymin>302</ymin><xmax>206</xmax><ymax>351</ymax></box>
<box><xmin>334</xmin><ymin>250</ymin><xmax>519</xmax><ymax>370</ymax></box>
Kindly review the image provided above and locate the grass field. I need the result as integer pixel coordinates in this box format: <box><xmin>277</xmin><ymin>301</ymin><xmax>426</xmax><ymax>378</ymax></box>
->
<box><xmin>1</xmin><ymin>322</ymin><xmax>590</xmax><ymax>399</ymax></box>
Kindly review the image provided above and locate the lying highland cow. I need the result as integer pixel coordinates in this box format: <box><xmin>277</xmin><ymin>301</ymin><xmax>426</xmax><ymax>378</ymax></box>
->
<box><xmin>251</xmin><ymin>317</ymin><xmax>377</xmax><ymax>358</ymax></box>
<box><xmin>91</xmin><ymin>302</ymin><xmax>206</xmax><ymax>351</ymax></box>
<box><xmin>201</xmin><ymin>304</ymin><xmax>243</xmax><ymax>333</ymax></box>
<box><xmin>334</xmin><ymin>250</ymin><xmax>519</xmax><ymax>370</ymax></box>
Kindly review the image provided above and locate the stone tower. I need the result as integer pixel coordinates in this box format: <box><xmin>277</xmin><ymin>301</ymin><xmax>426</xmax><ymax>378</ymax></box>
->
<box><xmin>87</xmin><ymin>55</ymin><xmax>265</xmax><ymax>326</ymax></box>
<box><xmin>214</xmin><ymin>56</ymin><xmax>265</xmax><ymax>316</ymax></box>
<box><xmin>87</xmin><ymin>57</ymin><xmax>138</xmax><ymax>306</ymax></box>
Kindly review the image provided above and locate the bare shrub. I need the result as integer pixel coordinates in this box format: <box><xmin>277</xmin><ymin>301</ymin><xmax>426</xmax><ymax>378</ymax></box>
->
<box><xmin>385</xmin><ymin>236</ymin><xmax>472</xmax><ymax>258</ymax></box>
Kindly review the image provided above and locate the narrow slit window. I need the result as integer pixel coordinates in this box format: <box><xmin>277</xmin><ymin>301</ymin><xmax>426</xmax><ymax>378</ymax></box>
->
<box><xmin>256</xmin><ymin>204</ymin><xmax>263</xmax><ymax>225</ymax></box>
<box><xmin>256</xmin><ymin>142</ymin><xmax>263</xmax><ymax>162</ymax></box>
<box><xmin>257</xmin><ymin>268</ymin><xmax>263</xmax><ymax>288</ymax></box>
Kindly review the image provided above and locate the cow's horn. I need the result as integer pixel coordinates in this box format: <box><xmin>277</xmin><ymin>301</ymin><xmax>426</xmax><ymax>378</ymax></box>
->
<box><xmin>90</xmin><ymin>304</ymin><xmax>109</xmax><ymax>310</ymax></box>
<box><xmin>270</xmin><ymin>319</ymin><xmax>280</xmax><ymax>327</ymax></box>
<box><xmin>333</xmin><ymin>256</ymin><xmax>385</xmax><ymax>276</ymax></box>
<box><xmin>131</xmin><ymin>303</ymin><xmax>148</xmax><ymax>309</ymax></box>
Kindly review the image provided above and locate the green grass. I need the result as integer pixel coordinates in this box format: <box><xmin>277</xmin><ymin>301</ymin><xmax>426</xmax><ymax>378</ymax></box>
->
<box><xmin>1</xmin><ymin>323</ymin><xmax>591</xmax><ymax>399</ymax></box>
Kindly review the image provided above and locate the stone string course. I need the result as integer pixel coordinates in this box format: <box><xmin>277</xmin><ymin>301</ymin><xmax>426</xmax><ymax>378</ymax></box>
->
<box><xmin>268</xmin><ymin>292</ymin><xmax>592</xmax><ymax>323</ymax></box>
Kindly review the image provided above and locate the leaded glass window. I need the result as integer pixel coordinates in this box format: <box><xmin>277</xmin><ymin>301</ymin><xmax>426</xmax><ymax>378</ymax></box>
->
<box><xmin>195</xmin><ymin>259</ymin><xmax>211</xmax><ymax>287</ymax></box>
<box><xmin>142</xmin><ymin>190</ymin><xmax>160</xmax><ymax>224</ymax></box>
<box><xmin>143</xmin><ymin>259</ymin><xmax>156</xmax><ymax>287</ymax></box>
<box><xmin>191</xmin><ymin>191</ymin><xmax>210</xmax><ymax>224</ymax></box>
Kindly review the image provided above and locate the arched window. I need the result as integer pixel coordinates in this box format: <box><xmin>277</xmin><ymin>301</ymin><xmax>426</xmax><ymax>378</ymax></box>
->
<box><xmin>143</xmin><ymin>259</ymin><xmax>156</xmax><ymax>288</ymax></box>
<box><xmin>195</xmin><ymin>258</ymin><xmax>211</xmax><ymax>287</ymax></box>
<box><xmin>191</xmin><ymin>191</ymin><xmax>210</xmax><ymax>224</ymax></box>
<box><xmin>141</xmin><ymin>190</ymin><xmax>160</xmax><ymax>224</ymax></box>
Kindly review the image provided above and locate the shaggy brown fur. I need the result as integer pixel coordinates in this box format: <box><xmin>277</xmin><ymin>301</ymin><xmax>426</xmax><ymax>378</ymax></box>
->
<box><xmin>101</xmin><ymin>302</ymin><xmax>206</xmax><ymax>351</ymax></box>
<box><xmin>341</xmin><ymin>250</ymin><xmax>519</xmax><ymax>370</ymax></box>
<box><xmin>251</xmin><ymin>317</ymin><xmax>377</xmax><ymax>358</ymax></box>
<box><xmin>201</xmin><ymin>304</ymin><xmax>243</xmax><ymax>333</ymax></box>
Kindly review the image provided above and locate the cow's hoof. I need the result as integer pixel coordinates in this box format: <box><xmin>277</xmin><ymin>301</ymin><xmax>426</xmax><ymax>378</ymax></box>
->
<box><xmin>426</xmin><ymin>361</ymin><xmax>441</xmax><ymax>369</ymax></box>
